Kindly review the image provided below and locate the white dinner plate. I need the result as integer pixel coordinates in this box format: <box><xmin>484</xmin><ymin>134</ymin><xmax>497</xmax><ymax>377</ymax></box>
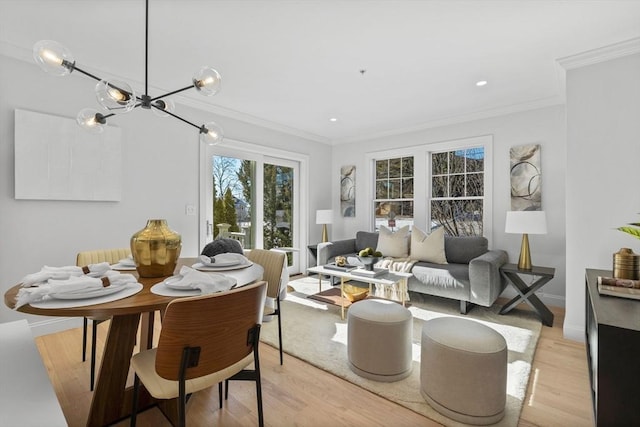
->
<box><xmin>198</xmin><ymin>260</ymin><xmax>239</xmax><ymax>267</ymax></box>
<box><xmin>49</xmin><ymin>285</ymin><xmax>127</xmax><ymax>300</ymax></box>
<box><xmin>199</xmin><ymin>253</ymin><xmax>248</xmax><ymax>268</ymax></box>
<box><xmin>191</xmin><ymin>261</ymin><xmax>253</xmax><ymax>271</ymax></box>
<box><xmin>111</xmin><ymin>257</ymin><xmax>136</xmax><ymax>270</ymax></box>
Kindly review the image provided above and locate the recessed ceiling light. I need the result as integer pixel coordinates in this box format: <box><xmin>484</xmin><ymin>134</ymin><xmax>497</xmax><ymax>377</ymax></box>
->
<box><xmin>329</xmin><ymin>117</ymin><xmax>338</xmax><ymax>122</ymax></box>
<box><xmin>476</xmin><ymin>80</ymin><xmax>488</xmax><ymax>87</ymax></box>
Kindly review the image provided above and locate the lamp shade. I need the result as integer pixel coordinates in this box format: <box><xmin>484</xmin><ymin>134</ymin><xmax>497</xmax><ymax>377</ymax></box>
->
<box><xmin>505</xmin><ymin>211</ymin><xmax>547</xmax><ymax>235</ymax></box>
<box><xmin>316</xmin><ymin>209</ymin><xmax>333</xmax><ymax>225</ymax></box>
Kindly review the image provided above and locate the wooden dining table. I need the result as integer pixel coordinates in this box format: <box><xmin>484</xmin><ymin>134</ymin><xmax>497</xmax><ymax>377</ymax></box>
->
<box><xmin>3</xmin><ymin>257</ymin><xmax>263</xmax><ymax>427</ymax></box>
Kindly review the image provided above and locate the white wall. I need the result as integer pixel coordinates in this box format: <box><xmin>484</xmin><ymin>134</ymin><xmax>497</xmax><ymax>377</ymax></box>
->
<box><xmin>0</xmin><ymin>54</ymin><xmax>332</xmax><ymax>333</ymax></box>
<box><xmin>7</xmin><ymin>44</ymin><xmax>637</xmax><ymax>340</ymax></box>
<box><xmin>329</xmin><ymin>106</ymin><xmax>567</xmax><ymax>308</ymax></box>
<box><xmin>564</xmin><ymin>53</ymin><xmax>640</xmax><ymax>341</ymax></box>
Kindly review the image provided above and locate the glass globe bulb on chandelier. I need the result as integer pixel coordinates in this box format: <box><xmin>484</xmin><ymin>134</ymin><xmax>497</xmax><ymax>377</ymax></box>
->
<box><xmin>32</xmin><ymin>0</ymin><xmax>223</xmax><ymax>145</ymax></box>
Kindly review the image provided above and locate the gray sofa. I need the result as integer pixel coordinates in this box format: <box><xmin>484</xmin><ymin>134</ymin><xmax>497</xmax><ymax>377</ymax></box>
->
<box><xmin>316</xmin><ymin>231</ymin><xmax>508</xmax><ymax>314</ymax></box>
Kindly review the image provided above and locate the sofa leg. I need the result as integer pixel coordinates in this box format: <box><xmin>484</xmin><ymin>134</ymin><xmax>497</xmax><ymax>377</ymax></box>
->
<box><xmin>459</xmin><ymin>301</ymin><xmax>472</xmax><ymax>314</ymax></box>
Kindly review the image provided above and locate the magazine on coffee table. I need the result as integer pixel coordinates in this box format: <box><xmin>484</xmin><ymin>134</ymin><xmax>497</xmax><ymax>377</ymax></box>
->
<box><xmin>324</xmin><ymin>263</ymin><xmax>358</xmax><ymax>272</ymax></box>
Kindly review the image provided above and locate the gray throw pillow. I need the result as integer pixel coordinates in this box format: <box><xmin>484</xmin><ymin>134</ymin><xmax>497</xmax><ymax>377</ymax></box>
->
<box><xmin>444</xmin><ymin>236</ymin><xmax>488</xmax><ymax>264</ymax></box>
<box><xmin>201</xmin><ymin>238</ymin><xmax>244</xmax><ymax>257</ymax></box>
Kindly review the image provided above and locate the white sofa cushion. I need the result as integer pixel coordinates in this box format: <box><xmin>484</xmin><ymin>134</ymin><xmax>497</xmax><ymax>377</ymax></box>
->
<box><xmin>376</xmin><ymin>225</ymin><xmax>410</xmax><ymax>258</ymax></box>
<box><xmin>411</xmin><ymin>226</ymin><xmax>448</xmax><ymax>264</ymax></box>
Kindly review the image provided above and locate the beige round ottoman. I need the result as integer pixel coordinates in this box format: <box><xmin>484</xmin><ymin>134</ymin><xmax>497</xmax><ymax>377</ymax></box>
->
<box><xmin>421</xmin><ymin>317</ymin><xmax>507</xmax><ymax>425</ymax></box>
<box><xmin>347</xmin><ymin>299</ymin><xmax>413</xmax><ymax>382</ymax></box>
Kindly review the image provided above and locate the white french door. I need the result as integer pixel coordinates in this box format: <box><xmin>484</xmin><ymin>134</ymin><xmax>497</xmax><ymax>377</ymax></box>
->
<box><xmin>199</xmin><ymin>139</ymin><xmax>306</xmax><ymax>274</ymax></box>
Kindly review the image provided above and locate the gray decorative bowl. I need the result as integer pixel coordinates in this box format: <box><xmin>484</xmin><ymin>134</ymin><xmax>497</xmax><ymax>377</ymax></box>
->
<box><xmin>357</xmin><ymin>256</ymin><xmax>380</xmax><ymax>271</ymax></box>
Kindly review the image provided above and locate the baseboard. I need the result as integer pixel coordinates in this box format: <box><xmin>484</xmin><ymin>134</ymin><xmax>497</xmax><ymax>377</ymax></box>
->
<box><xmin>537</xmin><ymin>292</ymin><xmax>565</xmax><ymax>307</ymax></box>
<box><xmin>501</xmin><ymin>288</ymin><xmax>566</xmax><ymax>308</ymax></box>
<box><xmin>562</xmin><ymin>321</ymin><xmax>585</xmax><ymax>343</ymax></box>
<box><xmin>29</xmin><ymin>317</ymin><xmax>82</xmax><ymax>337</ymax></box>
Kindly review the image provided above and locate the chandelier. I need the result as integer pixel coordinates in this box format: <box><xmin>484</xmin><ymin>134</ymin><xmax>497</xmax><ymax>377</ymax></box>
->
<box><xmin>32</xmin><ymin>0</ymin><xmax>223</xmax><ymax>145</ymax></box>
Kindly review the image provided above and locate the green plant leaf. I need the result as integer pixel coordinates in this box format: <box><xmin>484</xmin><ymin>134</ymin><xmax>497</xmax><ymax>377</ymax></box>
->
<box><xmin>617</xmin><ymin>226</ymin><xmax>640</xmax><ymax>239</ymax></box>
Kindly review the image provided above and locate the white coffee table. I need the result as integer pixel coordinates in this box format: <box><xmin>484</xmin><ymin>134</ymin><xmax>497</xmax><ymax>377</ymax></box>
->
<box><xmin>307</xmin><ymin>265</ymin><xmax>412</xmax><ymax>319</ymax></box>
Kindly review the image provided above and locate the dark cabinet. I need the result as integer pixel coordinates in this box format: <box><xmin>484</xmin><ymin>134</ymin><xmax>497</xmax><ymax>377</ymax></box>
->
<box><xmin>585</xmin><ymin>269</ymin><xmax>640</xmax><ymax>426</ymax></box>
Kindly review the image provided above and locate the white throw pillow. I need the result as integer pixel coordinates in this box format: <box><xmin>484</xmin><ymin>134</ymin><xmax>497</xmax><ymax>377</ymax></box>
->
<box><xmin>376</xmin><ymin>225</ymin><xmax>410</xmax><ymax>258</ymax></box>
<box><xmin>410</xmin><ymin>226</ymin><xmax>448</xmax><ymax>264</ymax></box>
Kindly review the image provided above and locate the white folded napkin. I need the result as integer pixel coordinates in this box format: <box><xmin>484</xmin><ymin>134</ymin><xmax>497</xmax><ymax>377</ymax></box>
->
<box><xmin>214</xmin><ymin>253</ymin><xmax>246</xmax><ymax>264</ymax></box>
<box><xmin>15</xmin><ymin>270</ymin><xmax>137</xmax><ymax>308</ymax></box>
<box><xmin>198</xmin><ymin>253</ymin><xmax>246</xmax><ymax>266</ymax></box>
<box><xmin>199</xmin><ymin>254</ymin><xmax>213</xmax><ymax>265</ymax></box>
<box><xmin>171</xmin><ymin>266</ymin><xmax>235</xmax><ymax>294</ymax></box>
<box><xmin>20</xmin><ymin>262</ymin><xmax>112</xmax><ymax>287</ymax></box>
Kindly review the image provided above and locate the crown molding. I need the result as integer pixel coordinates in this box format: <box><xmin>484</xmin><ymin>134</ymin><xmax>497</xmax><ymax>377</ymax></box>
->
<box><xmin>332</xmin><ymin>95</ymin><xmax>565</xmax><ymax>145</ymax></box>
<box><xmin>558</xmin><ymin>37</ymin><xmax>640</xmax><ymax>70</ymax></box>
<box><xmin>0</xmin><ymin>40</ymin><xmax>331</xmax><ymax>145</ymax></box>
<box><xmin>175</xmin><ymin>96</ymin><xmax>330</xmax><ymax>145</ymax></box>
<box><xmin>336</xmin><ymin>39</ymin><xmax>640</xmax><ymax>145</ymax></box>
<box><xmin>0</xmin><ymin>40</ymin><xmax>31</xmax><ymax>62</ymax></box>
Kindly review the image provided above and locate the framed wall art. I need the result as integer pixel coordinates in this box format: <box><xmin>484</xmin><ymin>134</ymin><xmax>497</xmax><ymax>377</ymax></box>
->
<box><xmin>510</xmin><ymin>143</ymin><xmax>541</xmax><ymax>211</ymax></box>
<box><xmin>340</xmin><ymin>165</ymin><xmax>355</xmax><ymax>217</ymax></box>
<box><xmin>14</xmin><ymin>109</ymin><xmax>123</xmax><ymax>201</ymax></box>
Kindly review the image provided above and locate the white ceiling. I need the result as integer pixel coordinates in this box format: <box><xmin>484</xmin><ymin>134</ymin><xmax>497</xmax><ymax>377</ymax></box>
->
<box><xmin>2</xmin><ymin>0</ymin><xmax>640</xmax><ymax>144</ymax></box>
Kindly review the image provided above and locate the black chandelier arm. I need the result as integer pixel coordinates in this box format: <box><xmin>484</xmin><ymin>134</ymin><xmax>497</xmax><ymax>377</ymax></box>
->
<box><xmin>68</xmin><ymin>63</ymin><xmax>143</xmax><ymax>103</ymax></box>
<box><xmin>94</xmin><ymin>112</ymin><xmax>116</xmax><ymax>124</ymax></box>
<box><xmin>145</xmin><ymin>0</ymin><xmax>149</xmax><ymax>96</ymax></box>
<box><xmin>150</xmin><ymin>85</ymin><xmax>194</xmax><ymax>102</ymax></box>
<box><xmin>37</xmin><ymin>0</ymin><xmax>223</xmax><ymax>141</ymax></box>
<box><xmin>67</xmin><ymin>62</ymin><xmax>103</xmax><ymax>83</ymax></box>
<box><xmin>150</xmin><ymin>103</ymin><xmax>201</xmax><ymax>130</ymax></box>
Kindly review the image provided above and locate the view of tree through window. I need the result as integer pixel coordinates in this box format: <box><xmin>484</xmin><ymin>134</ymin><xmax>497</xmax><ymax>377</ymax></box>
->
<box><xmin>263</xmin><ymin>163</ymin><xmax>293</xmax><ymax>250</ymax></box>
<box><xmin>212</xmin><ymin>156</ymin><xmax>252</xmax><ymax>245</ymax></box>
<box><xmin>431</xmin><ymin>147</ymin><xmax>484</xmax><ymax>236</ymax></box>
<box><xmin>374</xmin><ymin>156</ymin><xmax>414</xmax><ymax>229</ymax></box>
<box><xmin>212</xmin><ymin>156</ymin><xmax>293</xmax><ymax>252</ymax></box>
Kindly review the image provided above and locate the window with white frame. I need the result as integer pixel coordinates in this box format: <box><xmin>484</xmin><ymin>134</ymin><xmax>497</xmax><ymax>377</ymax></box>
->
<box><xmin>373</xmin><ymin>156</ymin><xmax>414</xmax><ymax>230</ymax></box>
<box><xmin>369</xmin><ymin>136</ymin><xmax>491</xmax><ymax>239</ymax></box>
<box><xmin>430</xmin><ymin>147</ymin><xmax>484</xmax><ymax>236</ymax></box>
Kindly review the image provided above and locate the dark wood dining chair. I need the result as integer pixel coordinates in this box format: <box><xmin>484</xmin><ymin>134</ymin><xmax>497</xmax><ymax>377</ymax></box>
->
<box><xmin>130</xmin><ymin>280</ymin><xmax>268</xmax><ymax>427</ymax></box>
<box><xmin>76</xmin><ymin>248</ymin><xmax>131</xmax><ymax>391</ymax></box>
<box><xmin>246</xmin><ymin>248</ymin><xmax>287</xmax><ymax>365</ymax></box>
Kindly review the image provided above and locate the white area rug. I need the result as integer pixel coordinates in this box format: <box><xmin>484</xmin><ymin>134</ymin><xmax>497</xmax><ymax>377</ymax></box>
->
<box><xmin>260</xmin><ymin>276</ymin><xmax>542</xmax><ymax>427</ymax></box>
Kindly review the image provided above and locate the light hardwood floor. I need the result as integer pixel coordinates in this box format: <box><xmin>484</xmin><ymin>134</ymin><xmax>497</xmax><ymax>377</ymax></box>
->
<box><xmin>34</xmin><ymin>294</ymin><xmax>593</xmax><ymax>427</ymax></box>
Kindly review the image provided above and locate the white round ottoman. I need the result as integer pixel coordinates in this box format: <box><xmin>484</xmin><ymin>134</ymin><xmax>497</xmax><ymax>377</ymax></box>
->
<box><xmin>347</xmin><ymin>299</ymin><xmax>413</xmax><ymax>382</ymax></box>
<box><xmin>421</xmin><ymin>317</ymin><xmax>507</xmax><ymax>425</ymax></box>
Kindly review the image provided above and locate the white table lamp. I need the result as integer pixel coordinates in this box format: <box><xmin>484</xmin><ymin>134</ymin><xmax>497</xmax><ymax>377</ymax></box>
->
<box><xmin>505</xmin><ymin>211</ymin><xmax>547</xmax><ymax>270</ymax></box>
<box><xmin>316</xmin><ymin>209</ymin><xmax>333</xmax><ymax>243</ymax></box>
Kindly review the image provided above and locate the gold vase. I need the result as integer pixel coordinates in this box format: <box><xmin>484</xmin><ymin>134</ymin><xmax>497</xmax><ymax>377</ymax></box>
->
<box><xmin>131</xmin><ymin>219</ymin><xmax>182</xmax><ymax>278</ymax></box>
<box><xmin>613</xmin><ymin>248</ymin><xmax>640</xmax><ymax>280</ymax></box>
